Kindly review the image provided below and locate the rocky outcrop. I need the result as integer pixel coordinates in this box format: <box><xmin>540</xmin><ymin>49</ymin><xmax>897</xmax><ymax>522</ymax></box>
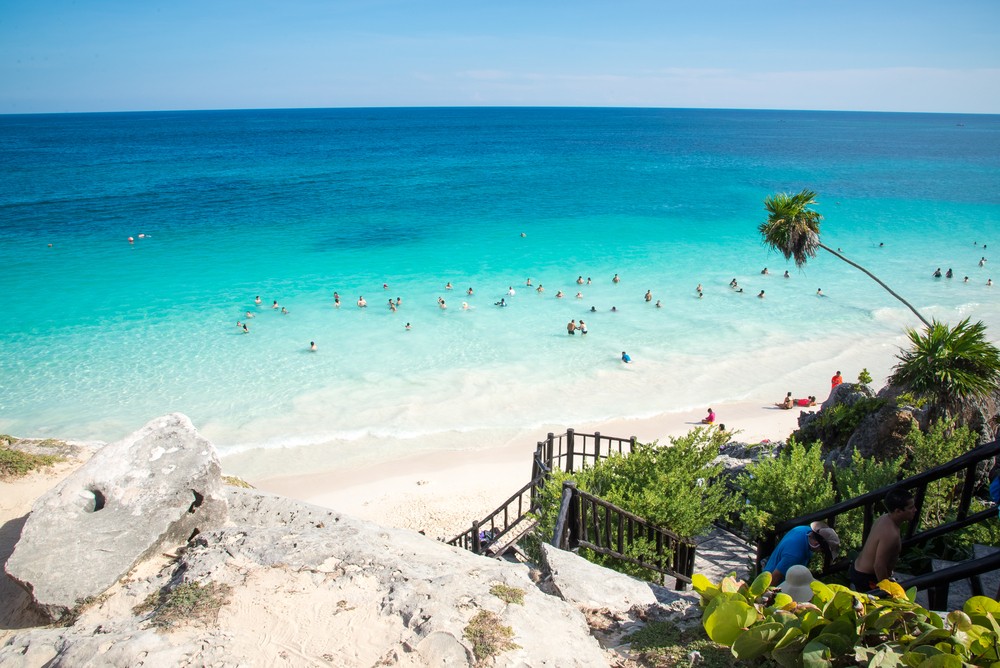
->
<box><xmin>4</xmin><ymin>413</ymin><xmax>228</xmax><ymax>622</ymax></box>
<box><xmin>3</xmin><ymin>415</ymin><xmax>645</xmax><ymax>666</ymax></box>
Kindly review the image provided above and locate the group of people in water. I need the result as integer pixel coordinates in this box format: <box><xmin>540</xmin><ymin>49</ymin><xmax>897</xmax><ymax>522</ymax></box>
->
<box><xmin>931</xmin><ymin>243</ymin><xmax>991</xmax><ymax>284</ymax></box>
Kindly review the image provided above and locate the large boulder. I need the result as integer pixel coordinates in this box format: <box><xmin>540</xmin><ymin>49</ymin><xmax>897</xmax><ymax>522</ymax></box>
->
<box><xmin>4</xmin><ymin>413</ymin><xmax>228</xmax><ymax>621</ymax></box>
<box><xmin>1</xmin><ymin>489</ymin><xmax>611</xmax><ymax>667</ymax></box>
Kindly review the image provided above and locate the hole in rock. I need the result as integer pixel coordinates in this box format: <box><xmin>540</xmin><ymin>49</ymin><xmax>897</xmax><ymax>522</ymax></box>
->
<box><xmin>187</xmin><ymin>490</ymin><xmax>204</xmax><ymax>514</ymax></box>
<box><xmin>86</xmin><ymin>489</ymin><xmax>106</xmax><ymax>513</ymax></box>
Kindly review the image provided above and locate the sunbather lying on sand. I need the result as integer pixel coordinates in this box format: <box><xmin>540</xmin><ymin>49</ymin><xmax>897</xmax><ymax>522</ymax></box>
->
<box><xmin>775</xmin><ymin>392</ymin><xmax>794</xmax><ymax>409</ymax></box>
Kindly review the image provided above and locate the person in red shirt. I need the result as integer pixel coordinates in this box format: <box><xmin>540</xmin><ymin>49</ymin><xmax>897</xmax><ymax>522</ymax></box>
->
<box><xmin>831</xmin><ymin>371</ymin><xmax>843</xmax><ymax>389</ymax></box>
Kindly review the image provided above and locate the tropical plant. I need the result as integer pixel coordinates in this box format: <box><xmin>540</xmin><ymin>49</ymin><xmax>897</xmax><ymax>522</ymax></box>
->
<box><xmin>834</xmin><ymin>449</ymin><xmax>904</xmax><ymax>553</ymax></box>
<box><xmin>759</xmin><ymin>189</ymin><xmax>930</xmax><ymax>328</ymax></box>
<box><xmin>890</xmin><ymin>318</ymin><xmax>1000</xmax><ymax>419</ymax></box>
<box><xmin>738</xmin><ymin>438</ymin><xmax>836</xmax><ymax>540</ymax></box>
<box><xmin>693</xmin><ymin>571</ymin><xmax>1000</xmax><ymax>667</ymax></box>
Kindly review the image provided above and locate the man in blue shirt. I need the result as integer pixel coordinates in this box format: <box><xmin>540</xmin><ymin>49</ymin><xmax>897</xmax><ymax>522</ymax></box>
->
<box><xmin>763</xmin><ymin>521</ymin><xmax>840</xmax><ymax>585</ymax></box>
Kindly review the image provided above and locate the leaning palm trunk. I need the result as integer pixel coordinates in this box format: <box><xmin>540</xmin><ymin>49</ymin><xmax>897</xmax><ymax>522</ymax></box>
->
<box><xmin>819</xmin><ymin>244</ymin><xmax>931</xmax><ymax>329</ymax></box>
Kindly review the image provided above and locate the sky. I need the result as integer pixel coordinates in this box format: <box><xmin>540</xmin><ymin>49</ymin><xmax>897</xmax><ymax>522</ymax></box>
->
<box><xmin>1</xmin><ymin>0</ymin><xmax>998</xmax><ymax>114</ymax></box>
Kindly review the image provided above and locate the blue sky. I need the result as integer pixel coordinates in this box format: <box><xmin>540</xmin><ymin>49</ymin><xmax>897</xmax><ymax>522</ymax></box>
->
<box><xmin>1</xmin><ymin>0</ymin><xmax>998</xmax><ymax>114</ymax></box>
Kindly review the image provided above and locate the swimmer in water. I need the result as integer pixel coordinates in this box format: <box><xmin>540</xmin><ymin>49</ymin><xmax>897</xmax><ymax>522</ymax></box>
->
<box><xmin>621</xmin><ymin>351</ymin><xmax>631</xmax><ymax>363</ymax></box>
<box><xmin>357</xmin><ymin>296</ymin><xmax>367</xmax><ymax>308</ymax></box>
<box><xmin>507</xmin><ymin>286</ymin><xmax>516</xmax><ymax>296</ymax></box>
<box><xmin>446</xmin><ymin>282</ymin><xmax>453</xmax><ymax>290</ymax></box>
<box><xmin>310</xmin><ymin>341</ymin><xmax>317</xmax><ymax>351</ymax></box>
<box><xmin>272</xmin><ymin>300</ymin><xmax>279</xmax><ymax>309</ymax></box>
<box><xmin>758</xmin><ymin>290</ymin><xmax>765</xmax><ymax>298</ymax></box>
<box><xmin>245</xmin><ymin>311</ymin><xmax>254</xmax><ymax>319</ymax></box>
<box><xmin>783</xmin><ymin>270</ymin><xmax>790</xmax><ymax>278</ymax></box>
<box><xmin>405</xmin><ymin>322</ymin><xmax>411</xmax><ymax>330</ymax></box>
<box><xmin>645</xmin><ymin>290</ymin><xmax>652</xmax><ymax>302</ymax></box>
<box><xmin>579</xmin><ymin>320</ymin><xmax>587</xmax><ymax>334</ymax></box>
<box><xmin>612</xmin><ymin>273</ymin><xmax>620</xmax><ymax>284</ymax></box>
<box><xmin>255</xmin><ymin>296</ymin><xmax>262</xmax><ymax>305</ymax></box>
<box><xmin>577</xmin><ymin>276</ymin><xmax>584</xmax><ymax>284</ymax></box>
<box><xmin>536</xmin><ymin>284</ymin><xmax>544</xmax><ymax>293</ymax></box>
<box><xmin>556</xmin><ymin>291</ymin><xmax>564</xmax><ymax>298</ymax></box>
<box><xmin>526</xmin><ymin>278</ymin><xmax>532</xmax><ymax>286</ymax></box>
<box><xmin>655</xmin><ymin>300</ymin><xmax>662</xmax><ymax>308</ymax></box>
<box><xmin>590</xmin><ymin>306</ymin><xmax>597</xmax><ymax>312</ymax></box>
<box><xmin>462</xmin><ymin>301</ymin><xmax>469</xmax><ymax>310</ymax></box>
<box><xmin>467</xmin><ymin>287</ymin><xmax>474</xmax><ymax>295</ymax></box>
<box><xmin>761</xmin><ymin>268</ymin><xmax>769</xmax><ymax>275</ymax></box>
<box><xmin>242</xmin><ymin>323</ymin><xmax>249</xmax><ymax>333</ymax></box>
<box><xmin>495</xmin><ymin>297</ymin><xmax>507</xmax><ymax>307</ymax></box>
<box><xmin>281</xmin><ymin>307</ymin><xmax>289</xmax><ymax>315</ymax></box>
<box><xmin>817</xmin><ymin>288</ymin><xmax>824</xmax><ymax>296</ymax></box>
<box><xmin>575</xmin><ymin>292</ymin><xmax>583</xmax><ymax>299</ymax></box>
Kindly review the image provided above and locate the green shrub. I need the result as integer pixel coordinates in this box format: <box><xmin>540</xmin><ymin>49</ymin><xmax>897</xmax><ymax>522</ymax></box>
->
<box><xmin>693</xmin><ymin>571</ymin><xmax>1000</xmax><ymax>667</ymax></box>
<box><xmin>0</xmin><ymin>444</ymin><xmax>63</xmax><ymax>479</ymax></box>
<box><xmin>528</xmin><ymin>428</ymin><xmax>736</xmax><ymax>582</ymax></box>
<box><xmin>905</xmin><ymin>419</ymin><xmax>978</xmax><ymax>528</ymax></box>
<box><xmin>738</xmin><ymin>438</ymin><xmax>836</xmax><ymax>541</ymax></box>
<box><xmin>833</xmin><ymin>448</ymin><xmax>904</xmax><ymax>553</ymax></box>
<box><xmin>857</xmin><ymin>368</ymin><xmax>873</xmax><ymax>385</ymax></box>
<box><xmin>793</xmin><ymin>397</ymin><xmax>886</xmax><ymax>453</ymax></box>
<box><xmin>895</xmin><ymin>391</ymin><xmax>930</xmax><ymax>409</ymax></box>
<box><xmin>582</xmin><ymin>427</ymin><xmax>736</xmax><ymax>540</ymax></box>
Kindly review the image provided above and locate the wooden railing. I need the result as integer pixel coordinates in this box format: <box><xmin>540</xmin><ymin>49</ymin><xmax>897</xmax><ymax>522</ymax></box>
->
<box><xmin>448</xmin><ymin>427</ymin><xmax>697</xmax><ymax>589</ymax></box>
<box><xmin>532</xmin><ymin>428</ymin><xmax>637</xmax><ymax>477</ymax></box>
<box><xmin>552</xmin><ymin>480</ymin><xmax>695</xmax><ymax>589</ymax></box>
<box><xmin>756</xmin><ymin>438</ymin><xmax>1000</xmax><ymax>588</ymax></box>
<box><xmin>447</xmin><ymin>475</ymin><xmax>543</xmax><ymax>553</ymax></box>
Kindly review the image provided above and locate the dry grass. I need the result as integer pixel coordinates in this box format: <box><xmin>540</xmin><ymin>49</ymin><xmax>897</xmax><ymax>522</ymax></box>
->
<box><xmin>463</xmin><ymin>610</ymin><xmax>520</xmax><ymax>662</ymax></box>
<box><xmin>134</xmin><ymin>581</ymin><xmax>231</xmax><ymax>630</ymax></box>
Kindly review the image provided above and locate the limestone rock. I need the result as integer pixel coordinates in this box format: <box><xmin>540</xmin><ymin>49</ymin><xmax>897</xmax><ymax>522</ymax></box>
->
<box><xmin>2</xmin><ymin>488</ymin><xmax>610</xmax><ymax>667</ymax></box>
<box><xmin>540</xmin><ymin>543</ymin><xmax>698</xmax><ymax>615</ymax></box>
<box><xmin>4</xmin><ymin>413</ymin><xmax>228</xmax><ymax>621</ymax></box>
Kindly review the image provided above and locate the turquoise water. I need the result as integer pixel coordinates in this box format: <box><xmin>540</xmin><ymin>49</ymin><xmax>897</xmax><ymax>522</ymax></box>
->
<box><xmin>2</xmin><ymin>108</ymin><xmax>998</xmax><ymax>468</ymax></box>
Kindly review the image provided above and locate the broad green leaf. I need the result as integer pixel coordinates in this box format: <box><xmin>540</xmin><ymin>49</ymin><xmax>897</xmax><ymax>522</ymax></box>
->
<box><xmin>812</xmin><ymin>631</ymin><xmax>854</xmax><ymax>656</ymax></box>
<box><xmin>703</xmin><ymin>599</ymin><xmax>756</xmax><ymax>646</ymax></box>
<box><xmin>866</xmin><ymin>646</ymin><xmax>904</xmax><ymax>667</ymax></box>
<box><xmin>692</xmin><ymin>572</ymin><xmax>716</xmax><ymax>598</ymax></box>
<box><xmin>768</xmin><ymin>592</ymin><xmax>796</xmax><ymax>612</ymax></box>
<box><xmin>917</xmin><ymin>654</ymin><xmax>963</xmax><ymax>667</ymax></box>
<box><xmin>965</xmin><ymin>596</ymin><xmax>1000</xmax><ymax>616</ymax></box>
<box><xmin>731</xmin><ymin>622</ymin><xmax>782</xmax><ymax>660</ymax></box>
<box><xmin>749</xmin><ymin>571</ymin><xmax>772</xmax><ymax>598</ymax></box>
<box><xmin>774</xmin><ymin>625</ymin><xmax>805</xmax><ymax>650</ymax></box>
<box><xmin>908</xmin><ymin>628</ymin><xmax>954</xmax><ymax>648</ymax></box>
<box><xmin>802</xmin><ymin>639</ymin><xmax>833</xmax><ymax>668</ymax></box>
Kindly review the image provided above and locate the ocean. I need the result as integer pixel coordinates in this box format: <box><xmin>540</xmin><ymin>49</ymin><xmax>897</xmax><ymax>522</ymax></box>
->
<box><xmin>2</xmin><ymin>107</ymin><xmax>998</xmax><ymax>475</ymax></box>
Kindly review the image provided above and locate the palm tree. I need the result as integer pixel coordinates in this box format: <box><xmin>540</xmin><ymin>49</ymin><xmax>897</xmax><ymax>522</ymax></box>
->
<box><xmin>759</xmin><ymin>189</ymin><xmax>931</xmax><ymax>328</ymax></box>
<box><xmin>889</xmin><ymin>318</ymin><xmax>1000</xmax><ymax>418</ymax></box>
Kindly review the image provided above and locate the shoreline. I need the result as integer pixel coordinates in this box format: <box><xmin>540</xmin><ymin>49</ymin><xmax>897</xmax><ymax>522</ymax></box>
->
<box><xmin>247</xmin><ymin>398</ymin><xmax>806</xmax><ymax>538</ymax></box>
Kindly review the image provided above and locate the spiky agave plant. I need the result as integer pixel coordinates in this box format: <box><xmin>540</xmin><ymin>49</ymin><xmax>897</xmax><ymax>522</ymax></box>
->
<box><xmin>890</xmin><ymin>318</ymin><xmax>1000</xmax><ymax>418</ymax></box>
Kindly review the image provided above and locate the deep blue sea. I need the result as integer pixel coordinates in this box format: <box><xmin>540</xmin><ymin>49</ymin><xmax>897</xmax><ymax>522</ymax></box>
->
<box><xmin>2</xmin><ymin>108</ymin><xmax>998</xmax><ymax>474</ymax></box>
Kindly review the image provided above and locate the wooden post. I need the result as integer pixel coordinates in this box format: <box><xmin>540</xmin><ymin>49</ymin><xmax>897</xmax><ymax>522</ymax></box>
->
<box><xmin>472</xmin><ymin>520</ymin><xmax>481</xmax><ymax>554</ymax></box>
<box><xmin>566</xmin><ymin>429</ymin><xmax>576</xmax><ymax>473</ymax></box>
<box><xmin>957</xmin><ymin>463</ymin><xmax>977</xmax><ymax>520</ymax></box>
<box><xmin>546</xmin><ymin>432</ymin><xmax>555</xmax><ymax>470</ymax></box>
<box><xmin>552</xmin><ymin>481</ymin><xmax>577</xmax><ymax>548</ymax></box>
<box><xmin>594</xmin><ymin>431</ymin><xmax>602</xmax><ymax>465</ymax></box>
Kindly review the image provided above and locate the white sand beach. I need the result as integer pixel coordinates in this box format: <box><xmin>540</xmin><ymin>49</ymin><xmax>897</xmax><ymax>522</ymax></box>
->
<box><xmin>251</xmin><ymin>399</ymin><xmax>806</xmax><ymax>540</ymax></box>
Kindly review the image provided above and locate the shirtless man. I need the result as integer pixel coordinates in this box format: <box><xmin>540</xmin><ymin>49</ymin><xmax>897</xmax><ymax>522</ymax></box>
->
<box><xmin>850</xmin><ymin>488</ymin><xmax>917</xmax><ymax>592</ymax></box>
